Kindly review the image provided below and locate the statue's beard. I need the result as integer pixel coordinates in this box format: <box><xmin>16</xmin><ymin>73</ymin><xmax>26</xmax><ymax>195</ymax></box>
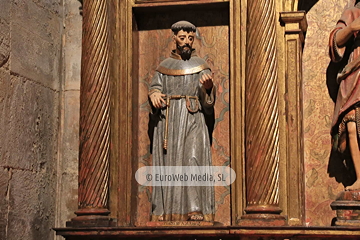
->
<box><xmin>177</xmin><ymin>44</ymin><xmax>193</xmax><ymax>60</ymax></box>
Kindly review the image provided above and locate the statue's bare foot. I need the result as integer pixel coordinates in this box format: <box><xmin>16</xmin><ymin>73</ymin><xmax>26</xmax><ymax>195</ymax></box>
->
<box><xmin>158</xmin><ymin>215</ymin><xmax>164</xmax><ymax>221</ymax></box>
<box><xmin>188</xmin><ymin>212</ymin><xmax>203</xmax><ymax>221</ymax></box>
<box><xmin>345</xmin><ymin>180</ymin><xmax>360</xmax><ymax>191</ymax></box>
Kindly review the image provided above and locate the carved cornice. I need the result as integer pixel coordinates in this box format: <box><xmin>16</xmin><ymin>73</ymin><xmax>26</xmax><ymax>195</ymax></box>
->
<box><xmin>280</xmin><ymin>11</ymin><xmax>307</xmax><ymax>43</ymax></box>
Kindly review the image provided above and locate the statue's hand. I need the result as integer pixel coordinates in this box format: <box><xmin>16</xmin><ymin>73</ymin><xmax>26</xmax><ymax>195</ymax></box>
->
<box><xmin>150</xmin><ymin>91</ymin><xmax>166</xmax><ymax>108</ymax></box>
<box><xmin>200</xmin><ymin>73</ymin><xmax>213</xmax><ymax>90</ymax></box>
<box><xmin>350</xmin><ymin>16</ymin><xmax>360</xmax><ymax>32</ymax></box>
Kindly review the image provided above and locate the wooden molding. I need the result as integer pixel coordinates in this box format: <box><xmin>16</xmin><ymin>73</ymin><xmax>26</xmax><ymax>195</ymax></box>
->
<box><xmin>278</xmin><ymin>10</ymin><xmax>307</xmax><ymax>226</ymax></box>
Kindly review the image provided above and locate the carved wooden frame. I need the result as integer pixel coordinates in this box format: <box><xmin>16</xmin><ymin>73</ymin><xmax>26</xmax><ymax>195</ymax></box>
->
<box><xmin>73</xmin><ymin>0</ymin><xmax>307</xmax><ymax>227</ymax></box>
<box><xmin>107</xmin><ymin>0</ymin><xmax>245</xmax><ymax>226</ymax></box>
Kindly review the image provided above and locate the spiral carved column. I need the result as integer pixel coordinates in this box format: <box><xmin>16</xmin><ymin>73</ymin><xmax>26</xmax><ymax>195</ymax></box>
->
<box><xmin>240</xmin><ymin>0</ymin><xmax>285</xmax><ymax>226</ymax></box>
<box><xmin>70</xmin><ymin>0</ymin><xmax>112</xmax><ymax>226</ymax></box>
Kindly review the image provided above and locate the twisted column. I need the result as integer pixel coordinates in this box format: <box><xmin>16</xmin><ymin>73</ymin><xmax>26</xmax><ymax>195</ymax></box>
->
<box><xmin>71</xmin><ymin>0</ymin><xmax>111</xmax><ymax>226</ymax></box>
<box><xmin>241</xmin><ymin>0</ymin><xmax>285</xmax><ymax>225</ymax></box>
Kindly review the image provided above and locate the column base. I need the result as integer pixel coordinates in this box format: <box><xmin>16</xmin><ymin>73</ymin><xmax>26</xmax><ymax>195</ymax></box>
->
<box><xmin>67</xmin><ymin>208</ymin><xmax>115</xmax><ymax>227</ymax></box>
<box><xmin>331</xmin><ymin>190</ymin><xmax>360</xmax><ymax>226</ymax></box>
<box><xmin>238</xmin><ymin>214</ymin><xmax>286</xmax><ymax>226</ymax></box>
<box><xmin>237</xmin><ymin>205</ymin><xmax>287</xmax><ymax>226</ymax></box>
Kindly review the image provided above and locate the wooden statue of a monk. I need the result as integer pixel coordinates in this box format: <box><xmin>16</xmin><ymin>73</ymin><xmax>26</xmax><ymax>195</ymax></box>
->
<box><xmin>148</xmin><ymin>21</ymin><xmax>215</xmax><ymax>221</ymax></box>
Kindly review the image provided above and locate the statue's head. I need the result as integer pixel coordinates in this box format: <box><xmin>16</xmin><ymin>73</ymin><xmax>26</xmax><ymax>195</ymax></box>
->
<box><xmin>171</xmin><ymin>21</ymin><xmax>196</xmax><ymax>60</ymax></box>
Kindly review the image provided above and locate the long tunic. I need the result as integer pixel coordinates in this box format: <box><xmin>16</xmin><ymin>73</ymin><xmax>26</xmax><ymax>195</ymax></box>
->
<box><xmin>149</xmin><ymin>50</ymin><xmax>215</xmax><ymax>221</ymax></box>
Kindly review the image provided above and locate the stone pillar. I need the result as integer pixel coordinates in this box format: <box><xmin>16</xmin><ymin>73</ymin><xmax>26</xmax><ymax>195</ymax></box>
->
<box><xmin>68</xmin><ymin>0</ymin><xmax>112</xmax><ymax>227</ymax></box>
<box><xmin>280</xmin><ymin>11</ymin><xmax>307</xmax><ymax>226</ymax></box>
<box><xmin>240</xmin><ymin>0</ymin><xmax>286</xmax><ymax>226</ymax></box>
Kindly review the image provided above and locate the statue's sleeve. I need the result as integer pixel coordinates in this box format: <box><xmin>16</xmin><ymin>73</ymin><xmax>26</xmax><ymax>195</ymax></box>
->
<box><xmin>148</xmin><ymin>71</ymin><xmax>163</xmax><ymax>113</ymax></box>
<box><xmin>149</xmin><ymin>71</ymin><xmax>163</xmax><ymax>93</ymax></box>
<box><xmin>198</xmin><ymin>69</ymin><xmax>215</xmax><ymax>115</ymax></box>
<box><xmin>329</xmin><ymin>9</ymin><xmax>354</xmax><ymax>62</ymax></box>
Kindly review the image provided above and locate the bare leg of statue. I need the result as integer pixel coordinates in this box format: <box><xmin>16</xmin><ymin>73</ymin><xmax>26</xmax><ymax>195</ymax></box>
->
<box><xmin>345</xmin><ymin>121</ymin><xmax>360</xmax><ymax>190</ymax></box>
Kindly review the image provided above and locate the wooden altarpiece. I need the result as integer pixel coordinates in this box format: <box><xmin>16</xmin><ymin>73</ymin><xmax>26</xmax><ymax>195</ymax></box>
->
<box><xmin>55</xmin><ymin>0</ymin><xmax>360</xmax><ymax>239</ymax></box>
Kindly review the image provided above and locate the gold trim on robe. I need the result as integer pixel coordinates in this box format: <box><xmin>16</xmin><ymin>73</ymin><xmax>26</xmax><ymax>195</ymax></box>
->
<box><xmin>156</xmin><ymin>64</ymin><xmax>209</xmax><ymax>76</ymax></box>
<box><xmin>155</xmin><ymin>50</ymin><xmax>210</xmax><ymax>76</ymax></box>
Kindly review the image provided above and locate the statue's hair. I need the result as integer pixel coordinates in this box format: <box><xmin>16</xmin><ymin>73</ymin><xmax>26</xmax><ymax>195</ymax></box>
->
<box><xmin>171</xmin><ymin>21</ymin><xmax>196</xmax><ymax>34</ymax></box>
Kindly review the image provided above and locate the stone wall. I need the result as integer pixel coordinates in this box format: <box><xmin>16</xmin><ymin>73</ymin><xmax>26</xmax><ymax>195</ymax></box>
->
<box><xmin>0</xmin><ymin>0</ymin><xmax>81</xmax><ymax>239</ymax></box>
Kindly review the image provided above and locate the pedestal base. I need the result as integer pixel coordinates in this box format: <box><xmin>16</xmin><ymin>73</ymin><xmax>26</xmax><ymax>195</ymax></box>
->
<box><xmin>238</xmin><ymin>214</ymin><xmax>287</xmax><ymax>226</ymax></box>
<box><xmin>66</xmin><ymin>218</ymin><xmax>115</xmax><ymax>227</ymax></box>
<box><xmin>331</xmin><ymin>190</ymin><xmax>360</xmax><ymax>226</ymax></box>
<box><xmin>55</xmin><ymin>225</ymin><xmax>360</xmax><ymax>240</ymax></box>
<box><xmin>67</xmin><ymin>208</ymin><xmax>115</xmax><ymax>227</ymax></box>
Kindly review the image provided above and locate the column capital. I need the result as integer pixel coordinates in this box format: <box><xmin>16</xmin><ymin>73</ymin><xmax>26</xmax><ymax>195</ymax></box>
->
<box><xmin>280</xmin><ymin>11</ymin><xmax>308</xmax><ymax>43</ymax></box>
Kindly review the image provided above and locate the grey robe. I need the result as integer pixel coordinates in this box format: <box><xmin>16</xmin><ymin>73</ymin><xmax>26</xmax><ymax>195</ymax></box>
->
<box><xmin>149</xmin><ymin>51</ymin><xmax>215</xmax><ymax>221</ymax></box>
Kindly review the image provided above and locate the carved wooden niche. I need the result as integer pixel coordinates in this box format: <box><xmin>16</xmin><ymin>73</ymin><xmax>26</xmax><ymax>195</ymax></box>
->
<box><xmin>109</xmin><ymin>0</ymin><xmax>244</xmax><ymax>226</ymax></box>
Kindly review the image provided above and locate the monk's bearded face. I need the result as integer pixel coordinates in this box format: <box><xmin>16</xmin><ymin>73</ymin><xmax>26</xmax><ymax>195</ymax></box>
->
<box><xmin>173</xmin><ymin>30</ymin><xmax>195</xmax><ymax>60</ymax></box>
